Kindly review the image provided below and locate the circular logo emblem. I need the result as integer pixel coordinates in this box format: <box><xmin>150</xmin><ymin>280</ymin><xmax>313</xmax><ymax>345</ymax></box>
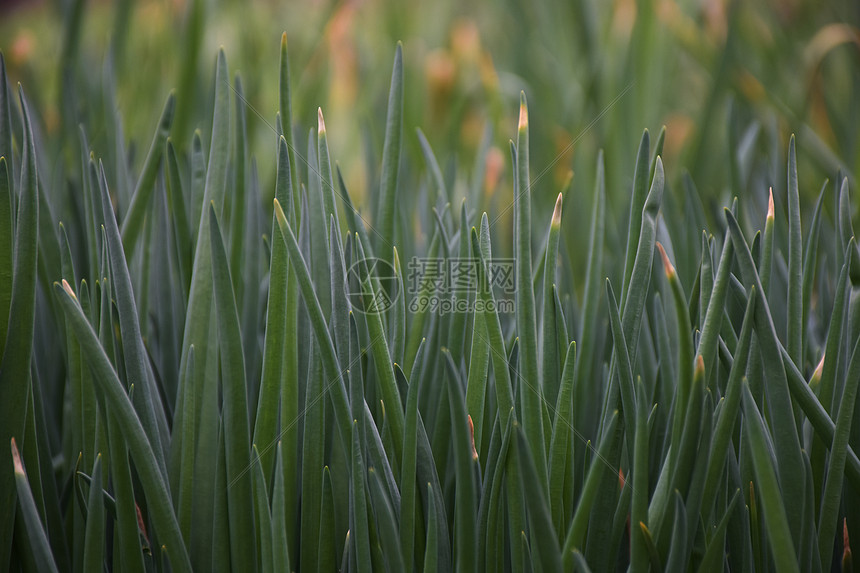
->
<box><xmin>345</xmin><ymin>257</ymin><xmax>399</xmax><ymax>314</ymax></box>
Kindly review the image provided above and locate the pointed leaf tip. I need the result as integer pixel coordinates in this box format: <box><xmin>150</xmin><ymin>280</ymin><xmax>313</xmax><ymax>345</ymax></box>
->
<box><xmin>518</xmin><ymin>94</ymin><xmax>528</xmax><ymax>130</ymax></box>
<box><xmin>318</xmin><ymin>108</ymin><xmax>326</xmax><ymax>134</ymax></box>
<box><xmin>467</xmin><ymin>415</ymin><xmax>478</xmax><ymax>461</ymax></box>
<box><xmin>273</xmin><ymin>198</ymin><xmax>286</xmax><ymax>225</ymax></box>
<box><xmin>61</xmin><ymin>279</ymin><xmax>77</xmax><ymax>300</ymax></box>
<box><xmin>656</xmin><ymin>242</ymin><xmax>675</xmax><ymax>278</ymax></box>
<box><xmin>10</xmin><ymin>438</ymin><xmax>23</xmax><ymax>476</ymax></box>
<box><xmin>767</xmin><ymin>188</ymin><xmax>774</xmax><ymax>220</ymax></box>
<box><xmin>694</xmin><ymin>354</ymin><xmax>704</xmax><ymax>378</ymax></box>
<box><xmin>552</xmin><ymin>193</ymin><xmax>563</xmax><ymax>226</ymax></box>
<box><xmin>812</xmin><ymin>354</ymin><xmax>825</xmax><ymax>383</ymax></box>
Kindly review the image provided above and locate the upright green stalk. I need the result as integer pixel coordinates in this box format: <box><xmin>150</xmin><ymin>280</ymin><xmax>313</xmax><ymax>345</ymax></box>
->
<box><xmin>541</xmin><ymin>193</ymin><xmax>564</xmax><ymax>407</ymax></box>
<box><xmin>818</xmin><ymin>334</ymin><xmax>860</xmax><ymax>571</ymax></box>
<box><xmin>178</xmin><ymin>50</ymin><xmax>231</xmax><ymax>570</ymax></box>
<box><xmin>621</xmin><ymin>130</ymin><xmax>650</xmax><ymax>302</ymax></box>
<box><xmin>253</xmin><ymin>136</ymin><xmax>292</xmax><ymax>477</ymax></box>
<box><xmin>375</xmin><ymin>43</ymin><xmax>403</xmax><ymax>257</ymax></box>
<box><xmin>279</xmin><ymin>32</ymin><xmax>300</xmax><ymax>215</ymax></box>
<box><xmin>786</xmin><ymin>135</ymin><xmax>803</xmax><ymax>364</ymax></box>
<box><xmin>0</xmin><ymin>89</ymin><xmax>39</xmax><ymax>567</ymax></box>
<box><xmin>208</xmin><ymin>206</ymin><xmax>256</xmax><ymax>572</ymax></box>
<box><xmin>514</xmin><ymin>92</ymin><xmax>548</xmax><ymax>492</ymax></box>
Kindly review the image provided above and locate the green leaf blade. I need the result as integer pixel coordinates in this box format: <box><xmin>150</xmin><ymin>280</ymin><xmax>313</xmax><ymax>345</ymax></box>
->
<box><xmin>741</xmin><ymin>381</ymin><xmax>800</xmax><ymax>573</ymax></box>
<box><xmin>375</xmin><ymin>43</ymin><xmax>404</xmax><ymax>255</ymax></box>
<box><xmin>0</xmin><ymin>88</ymin><xmax>40</xmax><ymax>565</ymax></box>
<box><xmin>208</xmin><ymin>205</ymin><xmax>256</xmax><ymax>571</ymax></box>
<box><xmin>514</xmin><ymin>93</ymin><xmax>548</xmax><ymax>492</ymax></box>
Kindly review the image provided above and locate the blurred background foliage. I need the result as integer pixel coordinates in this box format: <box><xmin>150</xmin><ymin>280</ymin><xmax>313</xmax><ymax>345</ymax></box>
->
<box><xmin>2</xmin><ymin>3</ymin><xmax>860</xmax><ymax>568</ymax></box>
<box><xmin>1</xmin><ymin>0</ymin><xmax>859</xmax><ymax>278</ymax></box>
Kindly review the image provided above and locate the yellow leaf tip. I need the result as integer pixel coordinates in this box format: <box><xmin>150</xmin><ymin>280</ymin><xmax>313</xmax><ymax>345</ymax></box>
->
<box><xmin>273</xmin><ymin>198</ymin><xmax>287</xmax><ymax>226</ymax></box>
<box><xmin>552</xmin><ymin>192</ymin><xmax>563</xmax><ymax>226</ymax></box>
<box><xmin>656</xmin><ymin>242</ymin><xmax>675</xmax><ymax>279</ymax></box>
<box><xmin>317</xmin><ymin>107</ymin><xmax>326</xmax><ymax>134</ymax></box>
<box><xmin>812</xmin><ymin>354</ymin><xmax>825</xmax><ymax>382</ymax></box>
<box><xmin>467</xmin><ymin>415</ymin><xmax>478</xmax><ymax>461</ymax></box>
<box><xmin>767</xmin><ymin>188</ymin><xmax>774</xmax><ymax>220</ymax></box>
<box><xmin>517</xmin><ymin>108</ymin><xmax>529</xmax><ymax>130</ymax></box>
<box><xmin>61</xmin><ymin>278</ymin><xmax>77</xmax><ymax>300</ymax></box>
<box><xmin>694</xmin><ymin>354</ymin><xmax>705</xmax><ymax>377</ymax></box>
<box><xmin>518</xmin><ymin>99</ymin><xmax>528</xmax><ymax>130</ymax></box>
<box><xmin>11</xmin><ymin>437</ymin><xmax>23</xmax><ymax>476</ymax></box>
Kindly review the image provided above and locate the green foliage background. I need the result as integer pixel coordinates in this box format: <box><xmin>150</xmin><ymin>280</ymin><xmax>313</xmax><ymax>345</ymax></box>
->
<box><xmin>1</xmin><ymin>0</ymin><xmax>860</xmax><ymax>571</ymax></box>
